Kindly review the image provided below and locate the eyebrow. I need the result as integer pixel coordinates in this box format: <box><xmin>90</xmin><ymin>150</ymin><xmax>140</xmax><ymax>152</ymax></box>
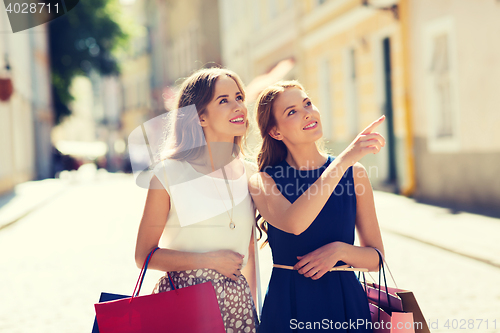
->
<box><xmin>215</xmin><ymin>92</ymin><xmax>242</xmax><ymax>100</ymax></box>
<box><xmin>215</xmin><ymin>94</ymin><xmax>229</xmax><ymax>100</ymax></box>
<box><xmin>283</xmin><ymin>98</ymin><xmax>308</xmax><ymax>114</ymax></box>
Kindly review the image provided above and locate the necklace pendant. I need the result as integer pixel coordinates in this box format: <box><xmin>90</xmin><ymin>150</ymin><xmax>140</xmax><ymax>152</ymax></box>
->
<box><xmin>229</xmin><ymin>221</ymin><xmax>235</xmax><ymax>229</ymax></box>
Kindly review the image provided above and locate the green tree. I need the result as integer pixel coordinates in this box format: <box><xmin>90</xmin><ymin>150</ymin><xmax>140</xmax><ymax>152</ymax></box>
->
<box><xmin>49</xmin><ymin>0</ymin><xmax>130</xmax><ymax>124</ymax></box>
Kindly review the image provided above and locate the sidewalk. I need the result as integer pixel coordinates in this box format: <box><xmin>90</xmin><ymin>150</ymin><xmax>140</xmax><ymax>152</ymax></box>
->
<box><xmin>374</xmin><ymin>191</ymin><xmax>500</xmax><ymax>268</ymax></box>
<box><xmin>0</xmin><ymin>164</ymin><xmax>126</xmax><ymax>230</ymax></box>
<box><xmin>0</xmin><ymin>178</ymin><xmax>71</xmax><ymax>230</ymax></box>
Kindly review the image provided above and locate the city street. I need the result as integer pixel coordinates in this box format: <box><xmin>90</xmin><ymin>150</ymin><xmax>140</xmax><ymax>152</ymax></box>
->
<box><xmin>0</xmin><ymin>173</ymin><xmax>499</xmax><ymax>332</ymax></box>
<box><xmin>1</xmin><ymin>1</ymin><xmax>499</xmax><ymax>333</ymax></box>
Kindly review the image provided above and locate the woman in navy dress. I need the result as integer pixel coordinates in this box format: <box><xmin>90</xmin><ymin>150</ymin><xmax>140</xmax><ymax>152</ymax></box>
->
<box><xmin>249</xmin><ymin>81</ymin><xmax>386</xmax><ymax>332</ymax></box>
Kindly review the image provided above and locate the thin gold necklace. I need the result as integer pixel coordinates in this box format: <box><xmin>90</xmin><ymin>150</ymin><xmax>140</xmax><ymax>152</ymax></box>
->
<box><xmin>207</xmin><ymin>144</ymin><xmax>236</xmax><ymax>230</ymax></box>
<box><xmin>211</xmin><ymin>166</ymin><xmax>235</xmax><ymax>229</ymax></box>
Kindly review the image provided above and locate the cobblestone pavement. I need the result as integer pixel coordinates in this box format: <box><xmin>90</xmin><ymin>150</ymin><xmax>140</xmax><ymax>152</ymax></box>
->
<box><xmin>0</xmin><ymin>174</ymin><xmax>499</xmax><ymax>332</ymax></box>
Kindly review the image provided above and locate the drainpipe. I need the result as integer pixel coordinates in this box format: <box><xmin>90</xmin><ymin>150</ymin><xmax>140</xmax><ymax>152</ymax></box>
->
<box><xmin>399</xmin><ymin>0</ymin><xmax>416</xmax><ymax>197</ymax></box>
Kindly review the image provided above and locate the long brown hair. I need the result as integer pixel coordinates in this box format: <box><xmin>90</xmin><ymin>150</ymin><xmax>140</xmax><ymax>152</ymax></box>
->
<box><xmin>160</xmin><ymin>67</ymin><xmax>248</xmax><ymax>162</ymax></box>
<box><xmin>254</xmin><ymin>80</ymin><xmax>327</xmax><ymax>246</ymax></box>
<box><xmin>254</xmin><ymin>80</ymin><xmax>305</xmax><ymax>171</ymax></box>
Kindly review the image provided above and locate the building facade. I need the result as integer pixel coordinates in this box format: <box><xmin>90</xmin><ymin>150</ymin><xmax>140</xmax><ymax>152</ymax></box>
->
<box><xmin>218</xmin><ymin>0</ymin><xmax>500</xmax><ymax>214</ymax></box>
<box><xmin>0</xmin><ymin>15</ymin><xmax>53</xmax><ymax>195</ymax></box>
<box><xmin>407</xmin><ymin>0</ymin><xmax>500</xmax><ymax>214</ymax></box>
<box><xmin>219</xmin><ymin>0</ymin><xmax>412</xmax><ymax>193</ymax></box>
<box><xmin>298</xmin><ymin>0</ymin><xmax>410</xmax><ymax>194</ymax></box>
<box><xmin>120</xmin><ymin>0</ymin><xmax>153</xmax><ymax>143</ymax></box>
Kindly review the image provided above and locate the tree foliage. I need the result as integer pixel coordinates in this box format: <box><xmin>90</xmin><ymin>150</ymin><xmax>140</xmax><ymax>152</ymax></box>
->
<box><xmin>48</xmin><ymin>0</ymin><xmax>130</xmax><ymax>124</ymax></box>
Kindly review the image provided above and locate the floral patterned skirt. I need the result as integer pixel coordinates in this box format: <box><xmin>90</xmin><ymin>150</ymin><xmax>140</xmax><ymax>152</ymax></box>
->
<box><xmin>153</xmin><ymin>268</ymin><xmax>259</xmax><ymax>333</ymax></box>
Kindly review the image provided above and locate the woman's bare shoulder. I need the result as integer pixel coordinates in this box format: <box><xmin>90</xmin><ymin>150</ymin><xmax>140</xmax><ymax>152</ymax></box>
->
<box><xmin>241</xmin><ymin>159</ymin><xmax>259</xmax><ymax>179</ymax></box>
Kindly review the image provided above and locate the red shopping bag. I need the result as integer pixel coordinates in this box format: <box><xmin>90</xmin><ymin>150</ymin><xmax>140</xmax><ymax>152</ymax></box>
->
<box><xmin>94</xmin><ymin>248</ymin><xmax>225</xmax><ymax>333</ymax></box>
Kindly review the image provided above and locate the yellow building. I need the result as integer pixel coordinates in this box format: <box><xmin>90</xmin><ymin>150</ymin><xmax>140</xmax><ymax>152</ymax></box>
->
<box><xmin>135</xmin><ymin>0</ymin><xmax>223</xmax><ymax>115</ymax></box>
<box><xmin>299</xmin><ymin>0</ymin><xmax>410</xmax><ymax>194</ymax></box>
<box><xmin>219</xmin><ymin>0</ymin><xmax>412</xmax><ymax>193</ymax></box>
<box><xmin>220</xmin><ymin>0</ymin><xmax>298</xmax><ymax>84</ymax></box>
<box><xmin>163</xmin><ymin>0</ymin><xmax>222</xmax><ymax>86</ymax></box>
<box><xmin>119</xmin><ymin>0</ymin><xmax>153</xmax><ymax>138</ymax></box>
<box><xmin>219</xmin><ymin>0</ymin><xmax>500</xmax><ymax>214</ymax></box>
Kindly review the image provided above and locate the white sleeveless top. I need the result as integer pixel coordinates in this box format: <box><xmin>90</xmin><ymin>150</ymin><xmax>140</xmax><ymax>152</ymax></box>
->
<box><xmin>153</xmin><ymin>157</ymin><xmax>257</xmax><ymax>267</ymax></box>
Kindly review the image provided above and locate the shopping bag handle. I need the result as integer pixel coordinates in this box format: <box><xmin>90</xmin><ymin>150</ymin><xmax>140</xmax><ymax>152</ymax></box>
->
<box><xmin>376</xmin><ymin>248</ymin><xmax>391</xmax><ymax>312</ymax></box>
<box><xmin>131</xmin><ymin>247</ymin><xmax>160</xmax><ymax>299</ymax></box>
<box><xmin>359</xmin><ymin>248</ymin><xmax>392</xmax><ymax>321</ymax></box>
<box><xmin>373</xmin><ymin>248</ymin><xmax>397</xmax><ymax>288</ymax></box>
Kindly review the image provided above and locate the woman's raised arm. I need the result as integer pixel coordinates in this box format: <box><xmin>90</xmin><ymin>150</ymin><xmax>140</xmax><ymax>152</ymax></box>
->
<box><xmin>249</xmin><ymin>116</ymin><xmax>386</xmax><ymax>235</ymax></box>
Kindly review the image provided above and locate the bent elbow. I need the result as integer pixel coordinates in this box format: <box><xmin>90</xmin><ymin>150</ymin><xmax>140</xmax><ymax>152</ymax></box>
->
<box><xmin>135</xmin><ymin>251</ymin><xmax>146</xmax><ymax>269</ymax></box>
<box><xmin>287</xmin><ymin>216</ymin><xmax>313</xmax><ymax>236</ymax></box>
<box><xmin>271</xmin><ymin>216</ymin><xmax>308</xmax><ymax>235</ymax></box>
<box><xmin>287</xmin><ymin>220</ymin><xmax>307</xmax><ymax>236</ymax></box>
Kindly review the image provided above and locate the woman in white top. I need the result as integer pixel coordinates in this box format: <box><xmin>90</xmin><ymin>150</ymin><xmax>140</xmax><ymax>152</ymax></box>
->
<box><xmin>135</xmin><ymin>68</ymin><xmax>258</xmax><ymax>332</ymax></box>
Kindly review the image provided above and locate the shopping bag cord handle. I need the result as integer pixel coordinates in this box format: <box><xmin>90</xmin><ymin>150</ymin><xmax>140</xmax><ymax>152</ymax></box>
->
<box><xmin>373</xmin><ymin>248</ymin><xmax>397</xmax><ymax>288</ymax></box>
<box><xmin>359</xmin><ymin>248</ymin><xmax>394</xmax><ymax>321</ymax></box>
<box><xmin>132</xmin><ymin>247</ymin><xmax>160</xmax><ymax>299</ymax></box>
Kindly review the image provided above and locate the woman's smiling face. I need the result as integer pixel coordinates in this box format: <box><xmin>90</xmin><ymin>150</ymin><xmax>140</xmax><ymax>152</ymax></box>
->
<box><xmin>270</xmin><ymin>87</ymin><xmax>323</xmax><ymax>146</ymax></box>
<box><xmin>200</xmin><ymin>75</ymin><xmax>248</xmax><ymax>143</ymax></box>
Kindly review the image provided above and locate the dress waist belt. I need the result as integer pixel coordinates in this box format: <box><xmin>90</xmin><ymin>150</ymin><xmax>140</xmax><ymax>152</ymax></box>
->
<box><xmin>273</xmin><ymin>264</ymin><xmax>368</xmax><ymax>272</ymax></box>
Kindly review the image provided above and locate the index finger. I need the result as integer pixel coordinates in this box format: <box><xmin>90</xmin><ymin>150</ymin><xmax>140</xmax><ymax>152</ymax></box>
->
<box><xmin>361</xmin><ymin>115</ymin><xmax>385</xmax><ymax>135</ymax></box>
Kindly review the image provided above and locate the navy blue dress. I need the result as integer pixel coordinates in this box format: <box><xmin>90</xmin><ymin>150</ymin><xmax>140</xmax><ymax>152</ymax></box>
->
<box><xmin>259</xmin><ymin>155</ymin><xmax>372</xmax><ymax>332</ymax></box>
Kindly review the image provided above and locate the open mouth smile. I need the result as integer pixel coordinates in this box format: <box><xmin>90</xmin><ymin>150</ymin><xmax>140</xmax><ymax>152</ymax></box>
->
<box><xmin>303</xmin><ymin>121</ymin><xmax>318</xmax><ymax>130</ymax></box>
<box><xmin>229</xmin><ymin>116</ymin><xmax>245</xmax><ymax>124</ymax></box>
